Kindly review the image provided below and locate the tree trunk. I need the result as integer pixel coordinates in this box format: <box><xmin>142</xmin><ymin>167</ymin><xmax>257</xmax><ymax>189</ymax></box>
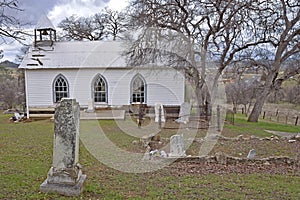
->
<box><xmin>243</xmin><ymin>104</ymin><xmax>247</xmax><ymax>117</ymax></box>
<box><xmin>247</xmin><ymin>90</ymin><xmax>270</xmax><ymax>122</ymax></box>
<box><xmin>195</xmin><ymin>87</ymin><xmax>203</xmax><ymax>117</ymax></box>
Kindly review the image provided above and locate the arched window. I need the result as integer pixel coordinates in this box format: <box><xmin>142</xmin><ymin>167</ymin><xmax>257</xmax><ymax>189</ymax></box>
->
<box><xmin>53</xmin><ymin>74</ymin><xmax>69</xmax><ymax>103</ymax></box>
<box><xmin>92</xmin><ymin>74</ymin><xmax>107</xmax><ymax>103</ymax></box>
<box><xmin>131</xmin><ymin>74</ymin><xmax>146</xmax><ymax>103</ymax></box>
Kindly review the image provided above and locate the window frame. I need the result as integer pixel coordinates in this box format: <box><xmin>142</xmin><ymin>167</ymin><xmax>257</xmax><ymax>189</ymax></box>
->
<box><xmin>92</xmin><ymin>74</ymin><xmax>108</xmax><ymax>104</ymax></box>
<box><xmin>53</xmin><ymin>74</ymin><xmax>69</xmax><ymax>103</ymax></box>
<box><xmin>130</xmin><ymin>74</ymin><xmax>146</xmax><ymax>104</ymax></box>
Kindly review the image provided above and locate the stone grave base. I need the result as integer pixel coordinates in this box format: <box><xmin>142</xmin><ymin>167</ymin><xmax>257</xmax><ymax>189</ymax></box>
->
<box><xmin>168</xmin><ymin>153</ymin><xmax>186</xmax><ymax>158</ymax></box>
<box><xmin>40</xmin><ymin>174</ymin><xmax>87</xmax><ymax>196</ymax></box>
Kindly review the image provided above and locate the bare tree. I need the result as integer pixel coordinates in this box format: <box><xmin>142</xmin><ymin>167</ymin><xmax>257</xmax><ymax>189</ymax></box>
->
<box><xmin>0</xmin><ymin>0</ymin><xmax>25</xmax><ymax>43</ymax></box>
<box><xmin>125</xmin><ymin>0</ymin><xmax>270</xmax><ymax>116</ymax></box>
<box><xmin>226</xmin><ymin>77</ymin><xmax>259</xmax><ymax>116</ymax></box>
<box><xmin>103</xmin><ymin>8</ymin><xmax>127</xmax><ymax>40</ymax></box>
<box><xmin>15</xmin><ymin>46</ymin><xmax>29</xmax><ymax>63</ymax></box>
<box><xmin>58</xmin><ymin>15</ymin><xmax>106</xmax><ymax>41</ymax></box>
<box><xmin>247</xmin><ymin>0</ymin><xmax>300</xmax><ymax>122</ymax></box>
<box><xmin>286</xmin><ymin>85</ymin><xmax>300</xmax><ymax>104</ymax></box>
<box><xmin>280</xmin><ymin>73</ymin><xmax>300</xmax><ymax>104</ymax></box>
<box><xmin>58</xmin><ymin>9</ymin><xmax>127</xmax><ymax>41</ymax></box>
<box><xmin>0</xmin><ymin>0</ymin><xmax>26</xmax><ymax>109</ymax></box>
<box><xmin>0</xmin><ymin>66</ymin><xmax>24</xmax><ymax>109</ymax></box>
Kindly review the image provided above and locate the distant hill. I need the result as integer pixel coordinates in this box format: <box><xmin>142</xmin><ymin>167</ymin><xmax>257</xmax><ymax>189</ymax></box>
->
<box><xmin>0</xmin><ymin>60</ymin><xmax>19</xmax><ymax>69</ymax></box>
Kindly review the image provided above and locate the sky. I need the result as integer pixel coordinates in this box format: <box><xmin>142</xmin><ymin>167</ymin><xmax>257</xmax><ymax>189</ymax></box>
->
<box><xmin>1</xmin><ymin>0</ymin><xmax>129</xmax><ymax>62</ymax></box>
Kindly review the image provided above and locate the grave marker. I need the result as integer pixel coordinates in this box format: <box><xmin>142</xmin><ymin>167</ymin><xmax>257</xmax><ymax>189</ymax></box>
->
<box><xmin>169</xmin><ymin>134</ymin><xmax>186</xmax><ymax>157</ymax></box>
<box><xmin>40</xmin><ymin>98</ymin><xmax>86</xmax><ymax>196</ymax></box>
<box><xmin>175</xmin><ymin>102</ymin><xmax>191</xmax><ymax>124</ymax></box>
<box><xmin>155</xmin><ymin>103</ymin><xmax>165</xmax><ymax>123</ymax></box>
<box><xmin>85</xmin><ymin>98</ymin><xmax>95</xmax><ymax>113</ymax></box>
<box><xmin>247</xmin><ymin>149</ymin><xmax>256</xmax><ymax>159</ymax></box>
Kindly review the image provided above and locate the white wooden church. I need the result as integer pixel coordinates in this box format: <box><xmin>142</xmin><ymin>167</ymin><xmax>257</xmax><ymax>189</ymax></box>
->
<box><xmin>19</xmin><ymin>16</ymin><xmax>185</xmax><ymax>118</ymax></box>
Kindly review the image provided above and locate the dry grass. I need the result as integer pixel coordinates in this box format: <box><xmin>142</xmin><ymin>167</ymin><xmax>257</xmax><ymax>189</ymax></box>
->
<box><xmin>0</xmin><ymin>112</ymin><xmax>299</xmax><ymax>199</ymax></box>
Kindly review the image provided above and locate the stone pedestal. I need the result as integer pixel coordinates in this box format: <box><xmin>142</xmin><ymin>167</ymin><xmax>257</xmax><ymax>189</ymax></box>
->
<box><xmin>40</xmin><ymin>98</ymin><xmax>86</xmax><ymax>196</ymax></box>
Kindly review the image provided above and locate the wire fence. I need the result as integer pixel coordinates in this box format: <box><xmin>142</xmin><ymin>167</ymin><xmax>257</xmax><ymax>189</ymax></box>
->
<box><xmin>261</xmin><ymin>109</ymin><xmax>299</xmax><ymax>126</ymax></box>
<box><xmin>237</xmin><ymin>106</ymin><xmax>300</xmax><ymax>126</ymax></box>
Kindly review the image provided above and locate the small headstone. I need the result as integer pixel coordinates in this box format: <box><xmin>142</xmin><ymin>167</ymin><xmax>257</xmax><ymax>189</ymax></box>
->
<box><xmin>247</xmin><ymin>149</ymin><xmax>256</xmax><ymax>159</ymax></box>
<box><xmin>169</xmin><ymin>134</ymin><xmax>186</xmax><ymax>157</ymax></box>
<box><xmin>160</xmin><ymin>150</ymin><xmax>167</xmax><ymax>158</ymax></box>
<box><xmin>85</xmin><ymin>98</ymin><xmax>95</xmax><ymax>113</ymax></box>
<box><xmin>175</xmin><ymin>102</ymin><xmax>191</xmax><ymax>124</ymax></box>
<box><xmin>40</xmin><ymin>98</ymin><xmax>86</xmax><ymax>196</ymax></box>
<box><xmin>154</xmin><ymin>103</ymin><xmax>165</xmax><ymax>123</ymax></box>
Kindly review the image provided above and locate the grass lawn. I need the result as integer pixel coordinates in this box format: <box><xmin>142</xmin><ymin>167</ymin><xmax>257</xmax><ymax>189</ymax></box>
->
<box><xmin>0</xmin><ymin>112</ymin><xmax>299</xmax><ymax>199</ymax></box>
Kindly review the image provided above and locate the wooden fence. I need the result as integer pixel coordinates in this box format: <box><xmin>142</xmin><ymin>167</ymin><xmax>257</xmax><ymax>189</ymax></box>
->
<box><xmin>261</xmin><ymin>109</ymin><xmax>299</xmax><ymax>126</ymax></box>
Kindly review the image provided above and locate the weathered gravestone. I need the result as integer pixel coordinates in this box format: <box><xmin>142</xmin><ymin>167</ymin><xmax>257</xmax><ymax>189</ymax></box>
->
<box><xmin>169</xmin><ymin>134</ymin><xmax>186</xmax><ymax>157</ymax></box>
<box><xmin>40</xmin><ymin>98</ymin><xmax>86</xmax><ymax>196</ymax></box>
<box><xmin>247</xmin><ymin>149</ymin><xmax>256</xmax><ymax>159</ymax></box>
<box><xmin>154</xmin><ymin>103</ymin><xmax>166</xmax><ymax>123</ymax></box>
<box><xmin>175</xmin><ymin>102</ymin><xmax>191</xmax><ymax>124</ymax></box>
<box><xmin>85</xmin><ymin>98</ymin><xmax>95</xmax><ymax>113</ymax></box>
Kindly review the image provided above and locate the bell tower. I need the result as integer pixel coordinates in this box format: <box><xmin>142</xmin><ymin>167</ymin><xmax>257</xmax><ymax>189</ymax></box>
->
<box><xmin>34</xmin><ymin>15</ymin><xmax>56</xmax><ymax>47</ymax></box>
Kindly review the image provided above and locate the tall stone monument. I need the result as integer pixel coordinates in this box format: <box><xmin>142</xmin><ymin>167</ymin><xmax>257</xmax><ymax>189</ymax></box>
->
<box><xmin>40</xmin><ymin>98</ymin><xmax>86</xmax><ymax>196</ymax></box>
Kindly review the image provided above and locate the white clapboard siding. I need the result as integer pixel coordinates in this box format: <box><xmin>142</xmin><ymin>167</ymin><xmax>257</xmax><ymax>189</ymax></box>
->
<box><xmin>25</xmin><ymin>68</ymin><xmax>184</xmax><ymax>108</ymax></box>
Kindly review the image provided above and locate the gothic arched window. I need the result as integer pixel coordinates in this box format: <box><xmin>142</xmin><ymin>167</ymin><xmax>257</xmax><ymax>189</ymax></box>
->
<box><xmin>131</xmin><ymin>74</ymin><xmax>146</xmax><ymax>103</ymax></box>
<box><xmin>92</xmin><ymin>74</ymin><xmax>108</xmax><ymax>103</ymax></box>
<box><xmin>53</xmin><ymin>74</ymin><xmax>69</xmax><ymax>103</ymax></box>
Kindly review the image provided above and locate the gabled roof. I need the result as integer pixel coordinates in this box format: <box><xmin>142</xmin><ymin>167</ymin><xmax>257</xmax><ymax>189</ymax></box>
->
<box><xmin>35</xmin><ymin>15</ymin><xmax>56</xmax><ymax>30</ymax></box>
<box><xmin>19</xmin><ymin>41</ymin><xmax>128</xmax><ymax>69</ymax></box>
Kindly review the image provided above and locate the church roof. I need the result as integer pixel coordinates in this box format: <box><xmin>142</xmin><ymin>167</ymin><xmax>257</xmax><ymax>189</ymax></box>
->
<box><xmin>19</xmin><ymin>41</ymin><xmax>128</xmax><ymax>69</ymax></box>
<box><xmin>35</xmin><ymin>15</ymin><xmax>56</xmax><ymax>30</ymax></box>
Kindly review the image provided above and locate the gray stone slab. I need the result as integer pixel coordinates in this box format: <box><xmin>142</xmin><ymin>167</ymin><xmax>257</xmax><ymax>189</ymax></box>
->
<box><xmin>154</xmin><ymin>103</ymin><xmax>165</xmax><ymax>123</ymax></box>
<box><xmin>85</xmin><ymin>98</ymin><xmax>95</xmax><ymax>113</ymax></box>
<box><xmin>52</xmin><ymin>98</ymin><xmax>80</xmax><ymax>169</ymax></box>
<box><xmin>40</xmin><ymin>174</ymin><xmax>86</xmax><ymax>196</ymax></box>
<box><xmin>175</xmin><ymin>102</ymin><xmax>191</xmax><ymax>124</ymax></box>
<box><xmin>247</xmin><ymin>149</ymin><xmax>256</xmax><ymax>159</ymax></box>
<box><xmin>169</xmin><ymin>134</ymin><xmax>186</xmax><ymax>157</ymax></box>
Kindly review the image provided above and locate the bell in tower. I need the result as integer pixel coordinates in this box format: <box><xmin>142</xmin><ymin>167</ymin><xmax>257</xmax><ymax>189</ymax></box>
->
<box><xmin>34</xmin><ymin>15</ymin><xmax>56</xmax><ymax>47</ymax></box>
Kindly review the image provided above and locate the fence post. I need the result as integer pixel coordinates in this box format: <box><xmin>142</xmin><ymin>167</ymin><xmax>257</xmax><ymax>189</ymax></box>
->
<box><xmin>295</xmin><ymin>116</ymin><xmax>299</xmax><ymax>126</ymax></box>
<box><xmin>138</xmin><ymin>104</ymin><xmax>143</xmax><ymax>128</ymax></box>
<box><xmin>217</xmin><ymin>105</ymin><xmax>221</xmax><ymax>131</ymax></box>
<box><xmin>263</xmin><ymin>111</ymin><xmax>266</xmax><ymax>119</ymax></box>
<box><xmin>158</xmin><ymin>106</ymin><xmax>162</xmax><ymax>129</ymax></box>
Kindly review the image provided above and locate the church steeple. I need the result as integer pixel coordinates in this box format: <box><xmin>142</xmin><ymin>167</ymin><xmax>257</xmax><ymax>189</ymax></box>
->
<box><xmin>34</xmin><ymin>15</ymin><xmax>56</xmax><ymax>47</ymax></box>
